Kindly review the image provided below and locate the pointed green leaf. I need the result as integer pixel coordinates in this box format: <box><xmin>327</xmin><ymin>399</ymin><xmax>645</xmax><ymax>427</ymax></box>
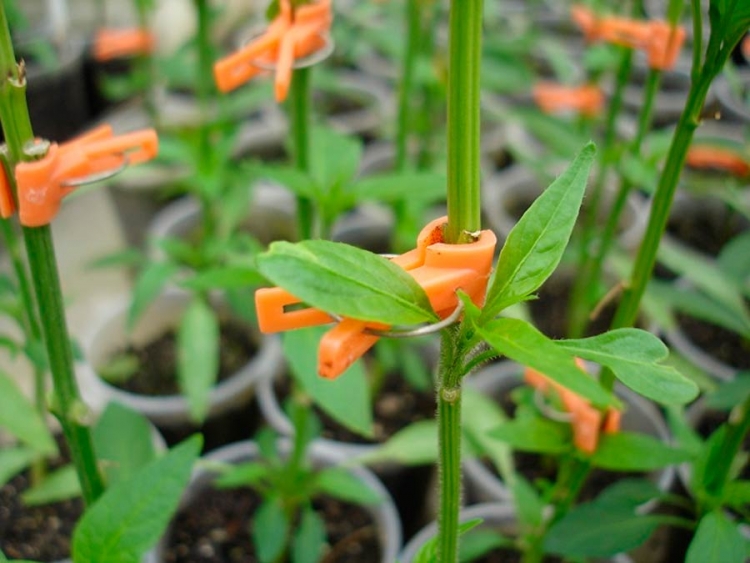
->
<box><xmin>0</xmin><ymin>371</ymin><xmax>55</xmax><ymax>455</ymax></box>
<box><xmin>128</xmin><ymin>262</ymin><xmax>177</xmax><ymax>329</ymax></box>
<box><xmin>482</xmin><ymin>143</ymin><xmax>596</xmax><ymax>321</ymax></box>
<box><xmin>252</xmin><ymin>497</ymin><xmax>290</xmax><ymax>563</ymax></box>
<box><xmin>590</xmin><ymin>432</ymin><xmax>694</xmax><ymax>471</ymax></box>
<box><xmin>22</xmin><ymin>465</ymin><xmax>80</xmax><ymax>506</ymax></box>
<box><xmin>315</xmin><ymin>468</ymin><xmax>382</xmax><ymax>505</ymax></box>
<box><xmin>258</xmin><ymin>240</ymin><xmax>437</xmax><ymax>325</ymax></box>
<box><xmin>477</xmin><ymin>318</ymin><xmax>618</xmax><ymax>407</ymax></box>
<box><xmin>352</xmin><ymin>172</ymin><xmax>447</xmax><ymax>205</ymax></box>
<box><xmin>283</xmin><ymin>328</ymin><xmax>373</xmax><ymax>437</ymax></box>
<box><xmin>558</xmin><ymin>329</ymin><xmax>699</xmax><ymax>405</ymax></box>
<box><xmin>292</xmin><ymin>507</ymin><xmax>326</xmax><ymax>563</ymax></box>
<box><xmin>180</xmin><ymin>266</ymin><xmax>264</xmax><ymax>291</ymax></box>
<box><xmin>178</xmin><ymin>297</ymin><xmax>219</xmax><ymax>423</ymax></box>
<box><xmin>414</xmin><ymin>519</ymin><xmax>484</xmax><ymax>563</ymax></box>
<box><xmin>0</xmin><ymin>447</ymin><xmax>41</xmax><ymax>488</ymax></box>
<box><xmin>686</xmin><ymin>511</ymin><xmax>746</xmax><ymax>563</ymax></box>
<box><xmin>489</xmin><ymin>416</ymin><xmax>571</xmax><ymax>454</ymax></box>
<box><xmin>214</xmin><ymin>462</ymin><xmax>270</xmax><ymax>489</ymax></box>
<box><xmin>72</xmin><ymin>436</ymin><xmax>202</xmax><ymax>563</ymax></box>
<box><xmin>356</xmin><ymin>420</ymin><xmax>437</xmax><ymax>466</ymax></box>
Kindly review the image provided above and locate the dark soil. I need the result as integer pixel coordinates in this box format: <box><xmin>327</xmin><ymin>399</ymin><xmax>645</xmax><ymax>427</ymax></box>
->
<box><xmin>472</xmin><ymin>550</ymin><xmax>562</xmax><ymax>563</ymax></box>
<box><xmin>314</xmin><ymin>90</ymin><xmax>367</xmax><ymax>117</ymax></box>
<box><xmin>164</xmin><ymin>485</ymin><xmax>381</xmax><ymax>563</ymax></box>
<box><xmin>676</xmin><ymin>313</ymin><xmax>750</xmax><ymax>371</ymax></box>
<box><xmin>666</xmin><ymin>202</ymin><xmax>749</xmax><ymax>256</ymax></box>
<box><xmin>0</xmin><ymin>436</ymin><xmax>83</xmax><ymax>562</ymax></box>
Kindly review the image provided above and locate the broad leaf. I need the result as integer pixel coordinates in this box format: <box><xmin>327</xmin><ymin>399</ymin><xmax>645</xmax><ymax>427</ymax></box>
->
<box><xmin>356</xmin><ymin>421</ymin><xmax>437</xmax><ymax>466</ymax></box>
<box><xmin>478</xmin><ymin>318</ymin><xmax>617</xmax><ymax>408</ymax></box>
<box><xmin>0</xmin><ymin>371</ymin><xmax>56</xmax><ymax>455</ymax></box>
<box><xmin>72</xmin><ymin>436</ymin><xmax>202</xmax><ymax>563</ymax></box>
<box><xmin>128</xmin><ymin>262</ymin><xmax>177</xmax><ymax>329</ymax></box>
<box><xmin>315</xmin><ymin>468</ymin><xmax>382</xmax><ymax>505</ymax></box>
<box><xmin>686</xmin><ymin>511</ymin><xmax>746</xmax><ymax>563</ymax></box>
<box><xmin>482</xmin><ymin>143</ymin><xmax>596</xmax><ymax>321</ymax></box>
<box><xmin>292</xmin><ymin>507</ymin><xmax>326</xmax><ymax>563</ymax></box>
<box><xmin>178</xmin><ymin>297</ymin><xmax>219</xmax><ymax>423</ymax></box>
<box><xmin>283</xmin><ymin>328</ymin><xmax>373</xmax><ymax>437</ymax></box>
<box><xmin>558</xmin><ymin>329</ymin><xmax>699</xmax><ymax>405</ymax></box>
<box><xmin>490</xmin><ymin>415</ymin><xmax>571</xmax><ymax>454</ymax></box>
<box><xmin>590</xmin><ymin>432</ymin><xmax>693</xmax><ymax>471</ymax></box>
<box><xmin>252</xmin><ymin>497</ymin><xmax>290</xmax><ymax>563</ymax></box>
<box><xmin>258</xmin><ymin>240</ymin><xmax>437</xmax><ymax>325</ymax></box>
<box><xmin>0</xmin><ymin>447</ymin><xmax>42</xmax><ymax>488</ymax></box>
<box><xmin>22</xmin><ymin>465</ymin><xmax>80</xmax><ymax>506</ymax></box>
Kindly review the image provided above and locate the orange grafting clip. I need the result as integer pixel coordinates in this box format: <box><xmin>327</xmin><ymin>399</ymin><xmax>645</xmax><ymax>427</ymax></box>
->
<box><xmin>571</xmin><ymin>4</ymin><xmax>685</xmax><ymax>70</ymax></box>
<box><xmin>686</xmin><ymin>144</ymin><xmax>750</xmax><ymax>178</ymax></box>
<box><xmin>92</xmin><ymin>27</ymin><xmax>155</xmax><ymax>62</ymax></box>
<box><xmin>256</xmin><ymin>216</ymin><xmax>497</xmax><ymax>379</ymax></box>
<box><xmin>524</xmin><ymin>359</ymin><xmax>621</xmax><ymax>454</ymax></box>
<box><xmin>743</xmin><ymin>35</ymin><xmax>750</xmax><ymax>61</ymax></box>
<box><xmin>533</xmin><ymin>82</ymin><xmax>604</xmax><ymax>117</ymax></box>
<box><xmin>8</xmin><ymin>125</ymin><xmax>158</xmax><ymax>227</ymax></box>
<box><xmin>213</xmin><ymin>0</ymin><xmax>332</xmax><ymax>102</ymax></box>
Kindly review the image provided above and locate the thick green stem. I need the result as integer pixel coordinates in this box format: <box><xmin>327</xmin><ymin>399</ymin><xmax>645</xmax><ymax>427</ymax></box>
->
<box><xmin>0</xmin><ymin>4</ymin><xmax>104</xmax><ymax>504</ymax></box>
<box><xmin>445</xmin><ymin>0</ymin><xmax>483</xmax><ymax>244</ymax></box>
<box><xmin>395</xmin><ymin>0</ymin><xmax>420</xmax><ymax>172</ymax></box>
<box><xmin>437</xmin><ymin>358</ymin><xmax>462</xmax><ymax>563</ymax></box>
<box><xmin>290</xmin><ymin>67</ymin><xmax>314</xmax><ymax>240</ymax></box>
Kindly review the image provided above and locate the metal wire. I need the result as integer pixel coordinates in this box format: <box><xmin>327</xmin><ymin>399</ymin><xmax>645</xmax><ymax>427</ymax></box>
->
<box><xmin>533</xmin><ymin>387</ymin><xmax>573</xmax><ymax>423</ymax></box>
<box><xmin>60</xmin><ymin>154</ymin><xmax>130</xmax><ymax>188</ymax></box>
<box><xmin>238</xmin><ymin>27</ymin><xmax>335</xmax><ymax>71</ymax></box>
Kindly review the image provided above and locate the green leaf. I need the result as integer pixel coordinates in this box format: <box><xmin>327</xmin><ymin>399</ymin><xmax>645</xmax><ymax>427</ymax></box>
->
<box><xmin>252</xmin><ymin>497</ymin><xmax>290</xmax><ymax>563</ymax></box>
<box><xmin>686</xmin><ymin>511</ymin><xmax>746</xmax><ymax>563</ymax></box>
<box><xmin>705</xmin><ymin>373</ymin><xmax>750</xmax><ymax>410</ymax></box>
<box><xmin>590</xmin><ymin>432</ymin><xmax>694</xmax><ymax>471</ymax></box>
<box><xmin>0</xmin><ymin>447</ymin><xmax>41</xmax><ymax>488</ymax></box>
<box><xmin>178</xmin><ymin>297</ymin><xmax>220</xmax><ymax>423</ymax></box>
<box><xmin>180</xmin><ymin>266</ymin><xmax>264</xmax><ymax>291</ymax></box>
<box><xmin>93</xmin><ymin>403</ymin><xmax>157</xmax><ymax>486</ymax></box>
<box><xmin>292</xmin><ymin>507</ymin><xmax>326</xmax><ymax>563</ymax></box>
<box><xmin>722</xmin><ymin>480</ymin><xmax>750</xmax><ymax>509</ymax></box>
<box><xmin>214</xmin><ymin>462</ymin><xmax>270</xmax><ymax>489</ymax></box>
<box><xmin>558</xmin><ymin>329</ymin><xmax>699</xmax><ymax>405</ymax></box>
<box><xmin>351</xmin><ymin>172</ymin><xmax>447</xmax><ymax>205</ymax></box>
<box><xmin>489</xmin><ymin>415</ymin><xmax>571</xmax><ymax>454</ymax></box>
<box><xmin>258</xmin><ymin>240</ymin><xmax>437</xmax><ymax>325</ymax></box>
<box><xmin>356</xmin><ymin>421</ymin><xmax>437</xmax><ymax>465</ymax></box>
<box><xmin>477</xmin><ymin>318</ymin><xmax>618</xmax><ymax>408</ymax></box>
<box><xmin>0</xmin><ymin>371</ymin><xmax>56</xmax><ymax>455</ymax></box>
<box><xmin>708</xmin><ymin>0</ymin><xmax>750</xmax><ymax>55</ymax></box>
<box><xmin>459</xmin><ymin>530</ymin><xmax>513</xmax><ymax>563</ymax></box>
<box><xmin>128</xmin><ymin>262</ymin><xmax>178</xmax><ymax>329</ymax></box>
<box><xmin>512</xmin><ymin>474</ymin><xmax>545</xmax><ymax>528</ymax></box>
<box><xmin>283</xmin><ymin>328</ymin><xmax>373</xmax><ymax>437</ymax></box>
<box><xmin>414</xmin><ymin>519</ymin><xmax>484</xmax><ymax>563</ymax></box>
<box><xmin>72</xmin><ymin>436</ymin><xmax>202</xmax><ymax>563</ymax></box>
<box><xmin>594</xmin><ymin>478</ymin><xmax>663</xmax><ymax>510</ymax></box>
<box><xmin>315</xmin><ymin>468</ymin><xmax>382</xmax><ymax>505</ymax></box>
<box><xmin>482</xmin><ymin>142</ymin><xmax>596</xmax><ymax>321</ymax></box>
<box><xmin>545</xmin><ymin>504</ymin><xmax>662</xmax><ymax>558</ymax></box>
<box><xmin>97</xmin><ymin>353</ymin><xmax>140</xmax><ymax>384</ymax></box>
<box><xmin>254</xmin><ymin>164</ymin><xmax>316</xmax><ymax>199</ymax></box>
<box><xmin>309</xmin><ymin>127</ymin><xmax>362</xmax><ymax>193</ymax></box>
<box><xmin>88</xmin><ymin>249</ymin><xmax>144</xmax><ymax>270</ymax></box>
<box><xmin>22</xmin><ymin>465</ymin><xmax>80</xmax><ymax>506</ymax></box>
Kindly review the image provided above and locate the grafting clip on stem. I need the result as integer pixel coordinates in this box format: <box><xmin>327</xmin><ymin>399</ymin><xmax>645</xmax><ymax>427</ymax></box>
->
<box><xmin>686</xmin><ymin>143</ymin><xmax>750</xmax><ymax>178</ymax></box>
<box><xmin>571</xmin><ymin>4</ymin><xmax>685</xmax><ymax>70</ymax></box>
<box><xmin>524</xmin><ymin>359</ymin><xmax>621</xmax><ymax>454</ymax></box>
<box><xmin>255</xmin><ymin>216</ymin><xmax>497</xmax><ymax>379</ymax></box>
<box><xmin>213</xmin><ymin>0</ymin><xmax>333</xmax><ymax>101</ymax></box>
<box><xmin>0</xmin><ymin>125</ymin><xmax>158</xmax><ymax>227</ymax></box>
<box><xmin>93</xmin><ymin>27</ymin><xmax>155</xmax><ymax>61</ymax></box>
<box><xmin>533</xmin><ymin>82</ymin><xmax>604</xmax><ymax>117</ymax></box>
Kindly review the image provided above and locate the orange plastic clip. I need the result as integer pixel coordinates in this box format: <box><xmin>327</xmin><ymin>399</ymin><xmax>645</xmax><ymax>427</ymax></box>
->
<box><xmin>524</xmin><ymin>359</ymin><xmax>621</xmax><ymax>454</ymax></box>
<box><xmin>256</xmin><ymin>216</ymin><xmax>497</xmax><ymax>379</ymax></box>
<box><xmin>533</xmin><ymin>82</ymin><xmax>604</xmax><ymax>117</ymax></box>
<box><xmin>686</xmin><ymin>145</ymin><xmax>750</xmax><ymax>178</ymax></box>
<box><xmin>0</xmin><ymin>125</ymin><xmax>158</xmax><ymax>227</ymax></box>
<box><xmin>214</xmin><ymin>0</ymin><xmax>332</xmax><ymax>101</ymax></box>
<box><xmin>571</xmin><ymin>5</ymin><xmax>685</xmax><ymax>70</ymax></box>
<box><xmin>743</xmin><ymin>35</ymin><xmax>750</xmax><ymax>62</ymax></box>
<box><xmin>93</xmin><ymin>27</ymin><xmax>155</xmax><ymax>62</ymax></box>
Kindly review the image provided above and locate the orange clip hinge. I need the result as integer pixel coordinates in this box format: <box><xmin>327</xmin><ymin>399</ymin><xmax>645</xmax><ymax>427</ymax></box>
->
<box><xmin>0</xmin><ymin>125</ymin><xmax>158</xmax><ymax>227</ymax></box>
<box><xmin>214</xmin><ymin>0</ymin><xmax>332</xmax><ymax>101</ymax></box>
<box><xmin>524</xmin><ymin>359</ymin><xmax>621</xmax><ymax>454</ymax></box>
<box><xmin>686</xmin><ymin>144</ymin><xmax>750</xmax><ymax>178</ymax></box>
<box><xmin>93</xmin><ymin>27</ymin><xmax>155</xmax><ymax>62</ymax></box>
<box><xmin>255</xmin><ymin>216</ymin><xmax>497</xmax><ymax>379</ymax></box>
<box><xmin>533</xmin><ymin>82</ymin><xmax>604</xmax><ymax>117</ymax></box>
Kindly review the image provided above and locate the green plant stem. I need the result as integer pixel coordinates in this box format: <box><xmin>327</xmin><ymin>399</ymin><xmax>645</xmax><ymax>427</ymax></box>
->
<box><xmin>290</xmin><ymin>67</ymin><xmax>314</xmax><ymax>240</ymax></box>
<box><xmin>445</xmin><ymin>0</ymin><xmax>483</xmax><ymax>244</ymax></box>
<box><xmin>395</xmin><ymin>0</ymin><xmax>420</xmax><ymax>172</ymax></box>
<box><xmin>0</xmin><ymin>4</ymin><xmax>104</xmax><ymax>505</ymax></box>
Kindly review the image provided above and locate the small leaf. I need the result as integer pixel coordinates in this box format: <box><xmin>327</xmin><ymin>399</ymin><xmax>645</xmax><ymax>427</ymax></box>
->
<box><xmin>178</xmin><ymin>297</ymin><xmax>220</xmax><ymax>423</ymax></box>
<box><xmin>489</xmin><ymin>416</ymin><xmax>571</xmax><ymax>454</ymax></box>
<box><xmin>686</xmin><ymin>511</ymin><xmax>746</xmax><ymax>563</ymax></box>
<box><xmin>0</xmin><ymin>447</ymin><xmax>41</xmax><ymax>488</ymax></box>
<box><xmin>22</xmin><ymin>465</ymin><xmax>80</xmax><ymax>506</ymax></box>
<box><xmin>477</xmin><ymin>318</ymin><xmax>618</xmax><ymax>408</ymax></box>
<box><xmin>73</xmin><ymin>436</ymin><xmax>202</xmax><ymax>563</ymax></box>
<box><xmin>482</xmin><ymin>143</ymin><xmax>596</xmax><ymax>321</ymax></box>
<box><xmin>257</xmin><ymin>240</ymin><xmax>437</xmax><ymax>325</ymax></box>
<box><xmin>181</xmin><ymin>266</ymin><xmax>264</xmax><ymax>291</ymax></box>
<box><xmin>128</xmin><ymin>262</ymin><xmax>177</xmax><ymax>329</ymax></box>
<box><xmin>558</xmin><ymin>329</ymin><xmax>699</xmax><ymax>405</ymax></box>
<box><xmin>214</xmin><ymin>462</ymin><xmax>270</xmax><ymax>489</ymax></box>
<box><xmin>414</xmin><ymin>519</ymin><xmax>484</xmax><ymax>563</ymax></box>
<box><xmin>292</xmin><ymin>507</ymin><xmax>326</xmax><ymax>563</ymax></box>
<box><xmin>356</xmin><ymin>421</ymin><xmax>437</xmax><ymax>466</ymax></box>
<box><xmin>283</xmin><ymin>328</ymin><xmax>373</xmax><ymax>437</ymax></box>
<box><xmin>252</xmin><ymin>497</ymin><xmax>290</xmax><ymax>563</ymax></box>
<box><xmin>315</xmin><ymin>468</ymin><xmax>382</xmax><ymax>505</ymax></box>
<box><xmin>590</xmin><ymin>432</ymin><xmax>693</xmax><ymax>471</ymax></box>
<box><xmin>0</xmin><ymin>371</ymin><xmax>56</xmax><ymax>455</ymax></box>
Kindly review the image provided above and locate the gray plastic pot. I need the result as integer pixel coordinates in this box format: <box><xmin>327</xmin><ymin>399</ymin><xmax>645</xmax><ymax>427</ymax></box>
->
<box><xmin>76</xmin><ymin>287</ymin><xmax>283</xmax><ymax>428</ymax></box>
<box><xmin>462</xmin><ymin>361</ymin><xmax>676</xmax><ymax>505</ymax></box>
<box><xmin>399</xmin><ymin>502</ymin><xmax>633</xmax><ymax>563</ymax></box>
<box><xmin>714</xmin><ymin>71</ymin><xmax>750</xmax><ymax>124</ymax></box>
<box><xmin>152</xmin><ymin>439</ymin><xmax>402</xmax><ymax>563</ymax></box>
